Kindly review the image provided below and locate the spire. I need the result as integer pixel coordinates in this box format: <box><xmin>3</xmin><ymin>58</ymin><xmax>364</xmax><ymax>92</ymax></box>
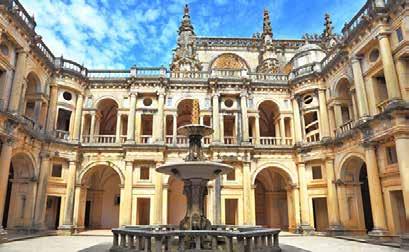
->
<box><xmin>262</xmin><ymin>9</ymin><xmax>273</xmax><ymax>37</ymax></box>
<box><xmin>323</xmin><ymin>13</ymin><xmax>333</xmax><ymax>38</ymax></box>
<box><xmin>178</xmin><ymin>4</ymin><xmax>195</xmax><ymax>35</ymax></box>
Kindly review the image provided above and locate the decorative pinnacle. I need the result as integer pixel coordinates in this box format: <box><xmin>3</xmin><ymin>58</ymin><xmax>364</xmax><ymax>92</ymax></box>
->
<box><xmin>323</xmin><ymin>13</ymin><xmax>334</xmax><ymax>38</ymax></box>
<box><xmin>178</xmin><ymin>4</ymin><xmax>195</xmax><ymax>35</ymax></box>
<box><xmin>262</xmin><ymin>9</ymin><xmax>273</xmax><ymax>37</ymax></box>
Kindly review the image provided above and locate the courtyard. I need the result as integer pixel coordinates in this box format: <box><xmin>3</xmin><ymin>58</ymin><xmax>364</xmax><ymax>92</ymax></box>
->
<box><xmin>0</xmin><ymin>233</ymin><xmax>404</xmax><ymax>252</ymax></box>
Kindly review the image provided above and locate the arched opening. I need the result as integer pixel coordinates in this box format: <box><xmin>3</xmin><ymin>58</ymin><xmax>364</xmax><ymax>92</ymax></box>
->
<box><xmin>95</xmin><ymin>99</ymin><xmax>118</xmax><ymax>142</ymax></box>
<box><xmin>167</xmin><ymin>177</ymin><xmax>186</xmax><ymax>225</ymax></box>
<box><xmin>340</xmin><ymin>156</ymin><xmax>374</xmax><ymax>232</ymax></box>
<box><xmin>80</xmin><ymin>165</ymin><xmax>121</xmax><ymax>229</ymax></box>
<box><xmin>24</xmin><ymin>73</ymin><xmax>46</xmax><ymax>127</ymax></box>
<box><xmin>335</xmin><ymin>78</ymin><xmax>355</xmax><ymax>126</ymax></box>
<box><xmin>254</xmin><ymin>167</ymin><xmax>290</xmax><ymax>230</ymax></box>
<box><xmin>2</xmin><ymin>153</ymin><xmax>35</xmax><ymax>230</ymax></box>
<box><xmin>177</xmin><ymin>99</ymin><xmax>193</xmax><ymax>128</ymax></box>
<box><xmin>256</xmin><ymin>100</ymin><xmax>282</xmax><ymax>145</ymax></box>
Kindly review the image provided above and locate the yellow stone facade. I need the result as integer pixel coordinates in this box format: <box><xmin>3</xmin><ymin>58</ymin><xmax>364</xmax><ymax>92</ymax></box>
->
<box><xmin>0</xmin><ymin>0</ymin><xmax>408</xmax><ymax>246</ymax></box>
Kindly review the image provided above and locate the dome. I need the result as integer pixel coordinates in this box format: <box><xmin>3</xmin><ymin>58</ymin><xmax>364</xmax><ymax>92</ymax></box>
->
<box><xmin>295</xmin><ymin>43</ymin><xmax>323</xmax><ymax>55</ymax></box>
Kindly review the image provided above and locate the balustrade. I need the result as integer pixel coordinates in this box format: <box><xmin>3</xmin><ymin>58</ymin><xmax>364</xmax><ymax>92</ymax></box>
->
<box><xmin>140</xmin><ymin>135</ymin><xmax>153</xmax><ymax>144</ymax></box>
<box><xmin>259</xmin><ymin>137</ymin><xmax>293</xmax><ymax>146</ymax></box>
<box><xmin>55</xmin><ymin>130</ymin><xmax>69</xmax><ymax>140</ymax></box>
<box><xmin>305</xmin><ymin>130</ymin><xmax>320</xmax><ymax>143</ymax></box>
<box><xmin>170</xmin><ymin>71</ymin><xmax>209</xmax><ymax>79</ymax></box>
<box><xmin>223</xmin><ymin>136</ymin><xmax>236</xmax><ymax>145</ymax></box>
<box><xmin>176</xmin><ymin>135</ymin><xmax>188</xmax><ymax>145</ymax></box>
<box><xmin>4</xmin><ymin>0</ymin><xmax>36</xmax><ymax>30</ymax></box>
<box><xmin>336</xmin><ymin>120</ymin><xmax>355</xmax><ymax>137</ymax></box>
<box><xmin>111</xmin><ymin>225</ymin><xmax>281</xmax><ymax>252</ymax></box>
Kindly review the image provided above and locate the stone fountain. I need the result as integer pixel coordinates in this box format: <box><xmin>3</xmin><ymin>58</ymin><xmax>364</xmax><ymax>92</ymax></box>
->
<box><xmin>157</xmin><ymin>100</ymin><xmax>232</xmax><ymax>231</ymax></box>
<box><xmin>111</xmin><ymin>100</ymin><xmax>281</xmax><ymax>251</ymax></box>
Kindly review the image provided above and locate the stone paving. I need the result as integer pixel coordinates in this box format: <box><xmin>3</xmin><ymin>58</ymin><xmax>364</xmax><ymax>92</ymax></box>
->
<box><xmin>0</xmin><ymin>234</ymin><xmax>405</xmax><ymax>252</ymax></box>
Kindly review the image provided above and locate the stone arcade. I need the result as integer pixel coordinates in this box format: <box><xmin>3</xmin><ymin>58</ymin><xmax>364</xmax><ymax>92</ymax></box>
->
<box><xmin>0</xmin><ymin>0</ymin><xmax>409</xmax><ymax>250</ymax></box>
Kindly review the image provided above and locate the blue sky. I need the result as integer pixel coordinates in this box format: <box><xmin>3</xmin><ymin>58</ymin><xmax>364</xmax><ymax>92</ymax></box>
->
<box><xmin>20</xmin><ymin>0</ymin><xmax>366</xmax><ymax>69</ymax></box>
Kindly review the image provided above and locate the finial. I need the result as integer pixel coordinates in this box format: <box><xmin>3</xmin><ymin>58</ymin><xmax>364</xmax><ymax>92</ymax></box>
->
<box><xmin>262</xmin><ymin>9</ymin><xmax>273</xmax><ymax>37</ymax></box>
<box><xmin>178</xmin><ymin>4</ymin><xmax>195</xmax><ymax>35</ymax></box>
<box><xmin>323</xmin><ymin>13</ymin><xmax>333</xmax><ymax>38</ymax></box>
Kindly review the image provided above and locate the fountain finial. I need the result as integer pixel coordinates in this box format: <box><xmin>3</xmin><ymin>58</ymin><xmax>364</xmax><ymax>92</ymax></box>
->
<box><xmin>192</xmin><ymin>99</ymin><xmax>200</xmax><ymax>124</ymax></box>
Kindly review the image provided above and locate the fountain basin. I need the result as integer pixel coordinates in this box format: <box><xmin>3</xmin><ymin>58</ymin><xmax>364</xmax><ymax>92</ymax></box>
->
<box><xmin>156</xmin><ymin>161</ymin><xmax>233</xmax><ymax>180</ymax></box>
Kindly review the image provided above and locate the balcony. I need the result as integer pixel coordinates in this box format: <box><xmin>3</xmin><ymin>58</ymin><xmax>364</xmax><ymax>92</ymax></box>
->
<box><xmin>55</xmin><ymin>130</ymin><xmax>69</xmax><ymax>140</ymax></box>
<box><xmin>259</xmin><ymin>137</ymin><xmax>293</xmax><ymax>146</ymax></box>
<box><xmin>336</xmin><ymin>120</ymin><xmax>355</xmax><ymax>137</ymax></box>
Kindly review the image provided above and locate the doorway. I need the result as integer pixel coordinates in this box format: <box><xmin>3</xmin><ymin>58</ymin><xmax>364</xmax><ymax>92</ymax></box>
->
<box><xmin>45</xmin><ymin>196</ymin><xmax>61</xmax><ymax>230</ymax></box>
<box><xmin>137</xmin><ymin>198</ymin><xmax>150</xmax><ymax>225</ymax></box>
<box><xmin>359</xmin><ymin>164</ymin><xmax>374</xmax><ymax>232</ymax></box>
<box><xmin>225</xmin><ymin>199</ymin><xmax>238</xmax><ymax>225</ymax></box>
<box><xmin>312</xmin><ymin>198</ymin><xmax>329</xmax><ymax>232</ymax></box>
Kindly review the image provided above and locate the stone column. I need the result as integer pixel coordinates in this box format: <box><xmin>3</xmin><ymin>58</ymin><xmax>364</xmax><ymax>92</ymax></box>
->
<box><xmin>242</xmin><ymin>162</ymin><xmax>252</xmax><ymax>224</ymax></box>
<box><xmin>395</xmin><ymin>59</ymin><xmax>409</xmax><ymax>100</ymax></box>
<box><xmin>292</xmin><ymin>98</ymin><xmax>302</xmax><ymax>143</ymax></box>
<box><xmin>135</xmin><ymin>111</ymin><xmax>142</xmax><ymax>143</ymax></box>
<box><xmin>1</xmin><ymin>70</ymin><xmax>14</xmax><ymax>111</ymax></box>
<box><xmin>333</xmin><ymin>103</ymin><xmax>343</xmax><ymax>128</ymax></box>
<box><xmin>213</xmin><ymin>176</ymin><xmax>221</xmax><ymax>224</ymax></box>
<box><xmin>292</xmin><ymin>187</ymin><xmax>301</xmax><ymax>231</ymax></box>
<box><xmin>351</xmin><ymin>57</ymin><xmax>370</xmax><ymax>118</ymax></box>
<box><xmin>364</xmin><ymin>145</ymin><xmax>387</xmax><ymax>235</ymax></box>
<box><xmin>318</xmin><ymin>89</ymin><xmax>330</xmax><ymax>138</ymax></box>
<box><xmin>280</xmin><ymin>117</ymin><xmax>286</xmax><ymax>144</ymax></box>
<box><xmin>254</xmin><ymin>115</ymin><xmax>260</xmax><ymax>145</ymax></box>
<box><xmin>395</xmin><ymin>134</ymin><xmax>409</xmax><ymax>221</ymax></box>
<box><xmin>33</xmin><ymin>154</ymin><xmax>52</xmax><ymax>230</ymax></box>
<box><xmin>212</xmin><ymin>94</ymin><xmax>221</xmax><ymax>143</ymax></box>
<box><xmin>286</xmin><ymin>188</ymin><xmax>295</xmax><ymax>231</ymax></box>
<box><xmin>8</xmin><ymin>51</ymin><xmax>27</xmax><ymax>113</ymax></box>
<box><xmin>325</xmin><ymin>158</ymin><xmax>342</xmax><ymax>232</ymax></box>
<box><xmin>297</xmin><ymin>163</ymin><xmax>313</xmax><ymax>232</ymax></box>
<box><xmin>351</xmin><ymin>91</ymin><xmax>359</xmax><ymax>121</ymax></box>
<box><xmin>240</xmin><ymin>93</ymin><xmax>249</xmax><ymax>143</ymax></box>
<box><xmin>120</xmin><ymin>161</ymin><xmax>133</xmax><ymax>226</ymax></box>
<box><xmin>126</xmin><ymin>93</ymin><xmax>137</xmax><ymax>142</ymax></box>
<box><xmin>219</xmin><ymin>114</ymin><xmax>224</xmax><ymax>143</ymax></box>
<box><xmin>328</xmin><ymin>107</ymin><xmax>336</xmax><ymax>137</ymax></box>
<box><xmin>0</xmin><ymin>139</ymin><xmax>13</xmax><ymax>230</ymax></box>
<box><xmin>154</xmin><ymin>166</ymin><xmax>163</xmax><ymax>224</ymax></box>
<box><xmin>60</xmin><ymin>160</ymin><xmax>77</xmax><ymax>232</ymax></box>
<box><xmin>156</xmin><ymin>92</ymin><xmax>165</xmax><ymax>143</ymax></box>
<box><xmin>377</xmin><ymin>34</ymin><xmax>401</xmax><ymax>100</ymax></box>
<box><xmin>172</xmin><ymin>113</ymin><xmax>177</xmax><ymax>144</ymax></box>
<box><xmin>73</xmin><ymin>94</ymin><xmax>84</xmax><ymax>141</ymax></box>
<box><xmin>89</xmin><ymin>112</ymin><xmax>96</xmax><ymax>143</ymax></box>
<box><xmin>46</xmin><ymin>84</ymin><xmax>58</xmax><ymax>133</ymax></box>
<box><xmin>115</xmin><ymin>113</ymin><xmax>121</xmax><ymax>143</ymax></box>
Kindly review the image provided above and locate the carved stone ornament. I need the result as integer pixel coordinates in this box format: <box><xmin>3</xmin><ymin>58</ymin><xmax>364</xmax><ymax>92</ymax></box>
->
<box><xmin>212</xmin><ymin>54</ymin><xmax>247</xmax><ymax>70</ymax></box>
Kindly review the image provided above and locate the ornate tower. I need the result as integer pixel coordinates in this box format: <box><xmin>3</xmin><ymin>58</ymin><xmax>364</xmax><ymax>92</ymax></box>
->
<box><xmin>170</xmin><ymin>5</ymin><xmax>201</xmax><ymax>72</ymax></box>
<box><xmin>258</xmin><ymin>9</ymin><xmax>281</xmax><ymax>74</ymax></box>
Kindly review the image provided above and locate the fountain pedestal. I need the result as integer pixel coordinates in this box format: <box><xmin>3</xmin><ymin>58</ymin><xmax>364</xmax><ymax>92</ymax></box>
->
<box><xmin>156</xmin><ymin>124</ymin><xmax>233</xmax><ymax>231</ymax></box>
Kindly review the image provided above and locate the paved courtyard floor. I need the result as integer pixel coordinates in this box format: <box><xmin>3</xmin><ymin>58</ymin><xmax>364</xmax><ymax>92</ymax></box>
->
<box><xmin>0</xmin><ymin>233</ymin><xmax>405</xmax><ymax>252</ymax></box>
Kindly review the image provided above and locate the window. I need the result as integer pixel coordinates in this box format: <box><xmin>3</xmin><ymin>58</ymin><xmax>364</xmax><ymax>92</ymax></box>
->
<box><xmin>62</xmin><ymin>91</ymin><xmax>72</xmax><ymax>101</ymax></box>
<box><xmin>312</xmin><ymin>166</ymin><xmax>323</xmax><ymax>180</ymax></box>
<box><xmin>56</xmin><ymin>108</ymin><xmax>72</xmax><ymax>131</ymax></box>
<box><xmin>143</xmin><ymin>98</ymin><xmax>152</xmax><ymax>106</ymax></box>
<box><xmin>369</xmin><ymin>49</ymin><xmax>380</xmax><ymax>62</ymax></box>
<box><xmin>386</xmin><ymin>146</ymin><xmax>398</xmax><ymax>165</ymax></box>
<box><xmin>224</xmin><ymin>99</ymin><xmax>234</xmax><ymax>108</ymax></box>
<box><xmin>226</xmin><ymin>169</ymin><xmax>235</xmax><ymax>181</ymax></box>
<box><xmin>140</xmin><ymin>166</ymin><xmax>150</xmax><ymax>180</ymax></box>
<box><xmin>51</xmin><ymin>164</ymin><xmax>63</xmax><ymax>177</ymax></box>
<box><xmin>303</xmin><ymin>95</ymin><xmax>313</xmax><ymax>105</ymax></box>
<box><xmin>396</xmin><ymin>28</ymin><xmax>404</xmax><ymax>42</ymax></box>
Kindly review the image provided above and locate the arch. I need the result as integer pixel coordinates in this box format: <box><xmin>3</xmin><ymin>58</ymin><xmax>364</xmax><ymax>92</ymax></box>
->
<box><xmin>167</xmin><ymin>176</ymin><xmax>187</xmax><ymax>225</ymax></box>
<box><xmin>257</xmin><ymin>100</ymin><xmax>281</xmax><ymax>137</ymax></box>
<box><xmin>78</xmin><ymin>161</ymin><xmax>125</xmax><ymax>185</ymax></box>
<box><xmin>26</xmin><ymin>72</ymin><xmax>42</xmax><ymax>93</ymax></box>
<box><xmin>334</xmin><ymin>77</ymin><xmax>353</xmax><ymax>98</ymax></box>
<box><xmin>209</xmin><ymin>53</ymin><xmax>250</xmax><ymax>71</ymax></box>
<box><xmin>95</xmin><ymin>98</ymin><xmax>119</xmax><ymax>135</ymax></box>
<box><xmin>337</xmin><ymin>153</ymin><xmax>365</xmax><ymax>181</ymax></box>
<box><xmin>95</xmin><ymin>96</ymin><xmax>120</xmax><ymax>109</ymax></box>
<box><xmin>176</xmin><ymin>99</ymin><xmax>194</xmax><ymax>127</ymax></box>
<box><xmin>10</xmin><ymin>150</ymin><xmax>37</xmax><ymax>177</ymax></box>
<box><xmin>251</xmin><ymin>162</ymin><xmax>295</xmax><ymax>186</ymax></box>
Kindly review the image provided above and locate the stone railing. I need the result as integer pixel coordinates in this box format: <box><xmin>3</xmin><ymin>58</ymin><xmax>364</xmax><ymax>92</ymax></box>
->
<box><xmin>55</xmin><ymin>130</ymin><xmax>69</xmax><ymax>140</ymax></box>
<box><xmin>140</xmin><ymin>135</ymin><xmax>153</xmax><ymax>144</ymax></box>
<box><xmin>289</xmin><ymin>62</ymin><xmax>321</xmax><ymax>80</ymax></box>
<box><xmin>111</xmin><ymin>225</ymin><xmax>280</xmax><ymax>252</ymax></box>
<box><xmin>223</xmin><ymin>136</ymin><xmax>237</xmax><ymax>145</ymax></box>
<box><xmin>259</xmin><ymin>137</ymin><xmax>293</xmax><ymax>146</ymax></box>
<box><xmin>211</xmin><ymin>69</ymin><xmax>246</xmax><ymax>78</ymax></box>
<box><xmin>305</xmin><ymin>129</ymin><xmax>320</xmax><ymax>143</ymax></box>
<box><xmin>248</xmin><ymin>73</ymin><xmax>288</xmax><ymax>82</ymax></box>
<box><xmin>170</xmin><ymin>71</ymin><xmax>209</xmax><ymax>79</ymax></box>
<box><xmin>196</xmin><ymin>37</ymin><xmax>261</xmax><ymax>48</ymax></box>
<box><xmin>336</xmin><ymin>120</ymin><xmax>355</xmax><ymax>137</ymax></box>
<box><xmin>2</xmin><ymin>0</ymin><xmax>36</xmax><ymax>31</ymax></box>
<box><xmin>88</xmin><ymin>70</ymin><xmax>131</xmax><ymax>80</ymax></box>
